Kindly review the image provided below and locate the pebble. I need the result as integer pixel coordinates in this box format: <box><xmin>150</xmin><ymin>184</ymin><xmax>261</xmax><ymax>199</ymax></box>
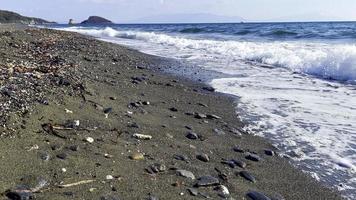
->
<box><xmin>196</xmin><ymin>154</ymin><xmax>210</xmax><ymax>162</ymax></box>
<box><xmin>104</xmin><ymin>107</ymin><xmax>113</xmax><ymax>114</ymax></box>
<box><xmin>5</xmin><ymin>188</ymin><xmax>33</xmax><ymax>200</ymax></box>
<box><xmin>86</xmin><ymin>137</ymin><xmax>94</xmax><ymax>143</ymax></box>
<box><xmin>186</xmin><ymin>131</ymin><xmax>199</xmax><ymax>140</ymax></box>
<box><xmin>169</xmin><ymin>107</ymin><xmax>178</xmax><ymax>112</ymax></box>
<box><xmin>246</xmin><ymin>153</ymin><xmax>261</xmax><ymax>162</ymax></box>
<box><xmin>216</xmin><ymin>185</ymin><xmax>230</xmax><ymax>198</ymax></box>
<box><xmin>69</xmin><ymin>145</ymin><xmax>80</xmax><ymax>152</ymax></box>
<box><xmin>39</xmin><ymin>152</ymin><xmax>50</xmax><ymax>161</ymax></box>
<box><xmin>130</xmin><ymin>152</ymin><xmax>144</xmax><ymax>160</ymax></box>
<box><xmin>195</xmin><ymin>176</ymin><xmax>219</xmax><ymax>187</ymax></box>
<box><xmin>239</xmin><ymin>171</ymin><xmax>256</xmax><ymax>183</ymax></box>
<box><xmin>106</xmin><ymin>175</ymin><xmax>114</xmax><ymax>180</ymax></box>
<box><xmin>264</xmin><ymin>149</ymin><xmax>275</xmax><ymax>156</ymax></box>
<box><xmin>202</xmin><ymin>86</ymin><xmax>215</xmax><ymax>92</ymax></box>
<box><xmin>174</xmin><ymin>154</ymin><xmax>189</xmax><ymax>162</ymax></box>
<box><xmin>187</xmin><ymin>188</ymin><xmax>198</xmax><ymax>196</ymax></box>
<box><xmin>207</xmin><ymin>114</ymin><xmax>221</xmax><ymax>119</ymax></box>
<box><xmin>133</xmin><ymin>133</ymin><xmax>152</xmax><ymax>140</ymax></box>
<box><xmin>194</xmin><ymin>113</ymin><xmax>207</xmax><ymax>119</ymax></box>
<box><xmin>147</xmin><ymin>163</ymin><xmax>166</xmax><ymax>174</ymax></box>
<box><xmin>246</xmin><ymin>191</ymin><xmax>271</xmax><ymax>200</ymax></box>
<box><xmin>233</xmin><ymin>146</ymin><xmax>245</xmax><ymax>153</ymax></box>
<box><xmin>176</xmin><ymin>170</ymin><xmax>195</xmax><ymax>180</ymax></box>
<box><xmin>232</xmin><ymin>159</ymin><xmax>247</xmax><ymax>168</ymax></box>
<box><xmin>148</xmin><ymin>195</ymin><xmax>159</xmax><ymax>200</ymax></box>
<box><xmin>56</xmin><ymin>153</ymin><xmax>68</xmax><ymax>160</ymax></box>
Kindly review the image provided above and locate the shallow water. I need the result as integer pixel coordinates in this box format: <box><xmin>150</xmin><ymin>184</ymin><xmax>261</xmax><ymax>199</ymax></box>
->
<box><xmin>51</xmin><ymin>22</ymin><xmax>356</xmax><ymax>199</ymax></box>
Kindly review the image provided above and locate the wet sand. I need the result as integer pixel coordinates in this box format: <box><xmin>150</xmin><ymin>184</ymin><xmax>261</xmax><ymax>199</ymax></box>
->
<box><xmin>0</xmin><ymin>25</ymin><xmax>343</xmax><ymax>199</ymax></box>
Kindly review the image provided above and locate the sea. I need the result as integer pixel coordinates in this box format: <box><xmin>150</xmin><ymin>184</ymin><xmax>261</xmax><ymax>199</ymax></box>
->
<box><xmin>48</xmin><ymin>22</ymin><xmax>356</xmax><ymax>199</ymax></box>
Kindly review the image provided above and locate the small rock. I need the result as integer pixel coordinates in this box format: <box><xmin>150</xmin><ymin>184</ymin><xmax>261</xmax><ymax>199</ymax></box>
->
<box><xmin>104</xmin><ymin>107</ymin><xmax>113</xmax><ymax>114</ymax></box>
<box><xmin>130</xmin><ymin>152</ymin><xmax>144</xmax><ymax>160</ymax></box>
<box><xmin>195</xmin><ymin>176</ymin><xmax>219</xmax><ymax>187</ymax></box>
<box><xmin>38</xmin><ymin>152</ymin><xmax>50</xmax><ymax>161</ymax></box>
<box><xmin>5</xmin><ymin>188</ymin><xmax>33</xmax><ymax>200</ymax></box>
<box><xmin>148</xmin><ymin>195</ymin><xmax>159</xmax><ymax>200</ymax></box>
<box><xmin>187</xmin><ymin>188</ymin><xmax>198</xmax><ymax>196</ymax></box>
<box><xmin>216</xmin><ymin>185</ymin><xmax>230</xmax><ymax>198</ymax></box>
<box><xmin>207</xmin><ymin>114</ymin><xmax>221</xmax><ymax>120</ymax></box>
<box><xmin>176</xmin><ymin>170</ymin><xmax>195</xmax><ymax>180</ymax></box>
<box><xmin>106</xmin><ymin>175</ymin><xmax>114</xmax><ymax>180</ymax></box>
<box><xmin>147</xmin><ymin>163</ymin><xmax>166</xmax><ymax>174</ymax></box>
<box><xmin>246</xmin><ymin>191</ymin><xmax>271</xmax><ymax>200</ymax></box>
<box><xmin>174</xmin><ymin>154</ymin><xmax>189</xmax><ymax>162</ymax></box>
<box><xmin>69</xmin><ymin>145</ymin><xmax>79</xmax><ymax>152</ymax></box>
<box><xmin>56</xmin><ymin>153</ymin><xmax>68</xmax><ymax>160</ymax></box>
<box><xmin>196</xmin><ymin>154</ymin><xmax>210</xmax><ymax>162</ymax></box>
<box><xmin>133</xmin><ymin>133</ymin><xmax>152</xmax><ymax>140</ymax></box>
<box><xmin>233</xmin><ymin>146</ymin><xmax>245</xmax><ymax>153</ymax></box>
<box><xmin>264</xmin><ymin>149</ymin><xmax>275</xmax><ymax>156</ymax></box>
<box><xmin>246</xmin><ymin>153</ymin><xmax>261</xmax><ymax>162</ymax></box>
<box><xmin>169</xmin><ymin>107</ymin><xmax>178</xmax><ymax>112</ymax></box>
<box><xmin>186</xmin><ymin>131</ymin><xmax>199</xmax><ymax>140</ymax></box>
<box><xmin>239</xmin><ymin>171</ymin><xmax>256</xmax><ymax>183</ymax></box>
<box><xmin>194</xmin><ymin>113</ymin><xmax>207</xmax><ymax>119</ymax></box>
<box><xmin>202</xmin><ymin>86</ymin><xmax>215</xmax><ymax>92</ymax></box>
<box><xmin>232</xmin><ymin>159</ymin><xmax>247</xmax><ymax>168</ymax></box>
<box><xmin>86</xmin><ymin>137</ymin><xmax>95</xmax><ymax>143</ymax></box>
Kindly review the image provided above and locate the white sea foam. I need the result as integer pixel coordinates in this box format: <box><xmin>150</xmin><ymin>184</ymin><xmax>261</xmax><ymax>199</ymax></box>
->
<box><xmin>56</xmin><ymin>26</ymin><xmax>356</xmax><ymax>198</ymax></box>
<box><xmin>60</xmin><ymin>27</ymin><xmax>356</xmax><ymax>83</ymax></box>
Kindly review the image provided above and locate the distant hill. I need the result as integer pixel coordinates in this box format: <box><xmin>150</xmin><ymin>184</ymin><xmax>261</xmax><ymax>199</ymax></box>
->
<box><xmin>134</xmin><ymin>13</ymin><xmax>245</xmax><ymax>24</ymax></box>
<box><xmin>0</xmin><ymin>10</ymin><xmax>55</xmax><ymax>24</ymax></box>
<box><xmin>81</xmin><ymin>16</ymin><xmax>113</xmax><ymax>24</ymax></box>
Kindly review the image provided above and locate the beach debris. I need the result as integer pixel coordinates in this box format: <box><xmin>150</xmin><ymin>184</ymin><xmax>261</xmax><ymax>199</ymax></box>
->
<box><xmin>133</xmin><ymin>133</ymin><xmax>152</xmax><ymax>140</ymax></box>
<box><xmin>195</xmin><ymin>176</ymin><xmax>219</xmax><ymax>187</ymax></box>
<box><xmin>176</xmin><ymin>170</ymin><xmax>195</xmax><ymax>180</ymax></box>
<box><xmin>58</xmin><ymin>180</ymin><xmax>95</xmax><ymax>188</ymax></box>
<box><xmin>42</xmin><ymin>123</ymin><xmax>67</xmax><ymax>139</ymax></box>
<box><xmin>130</xmin><ymin>152</ymin><xmax>144</xmax><ymax>160</ymax></box>
<box><xmin>246</xmin><ymin>191</ymin><xmax>271</xmax><ymax>200</ymax></box>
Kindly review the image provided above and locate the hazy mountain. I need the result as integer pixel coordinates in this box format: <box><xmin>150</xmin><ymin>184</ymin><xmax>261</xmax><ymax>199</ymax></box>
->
<box><xmin>0</xmin><ymin>10</ymin><xmax>55</xmax><ymax>24</ymax></box>
<box><xmin>133</xmin><ymin>13</ymin><xmax>245</xmax><ymax>23</ymax></box>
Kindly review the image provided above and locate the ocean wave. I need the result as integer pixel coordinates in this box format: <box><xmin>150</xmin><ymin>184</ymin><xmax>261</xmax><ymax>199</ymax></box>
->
<box><xmin>263</xmin><ymin>30</ymin><xmax>298</xmax><ymax>37</ymax></box>
<box><xmin>59</xmin><ymin>27</ymin><xmax>356</xmax><ymax>83</ymax></box>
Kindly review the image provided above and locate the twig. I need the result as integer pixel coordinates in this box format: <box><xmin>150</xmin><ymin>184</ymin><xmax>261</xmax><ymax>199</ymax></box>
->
<box><xmin>58</xmin><ymin>180</ymin><xmax>95</xmax><ymax>188</ymax></box>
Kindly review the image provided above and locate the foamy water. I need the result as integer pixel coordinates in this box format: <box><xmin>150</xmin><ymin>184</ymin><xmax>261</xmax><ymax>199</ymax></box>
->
<box><xmin>52</xmin><ymin>24</ymin><xmax>356</xmax><ymax>199</ymax></box>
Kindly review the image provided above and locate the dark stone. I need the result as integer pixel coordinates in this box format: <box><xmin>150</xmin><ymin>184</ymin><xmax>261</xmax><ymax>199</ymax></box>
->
<box><xmin>186</xmin><ymin>131</ymin><xmax>199</xmax><ymax>140</ymax></box>
<box><xmin>202</xmin><ymin>86</ymin><xmax>215</xmax><ymax>92</ymax></box>
<box><xmin>147</xmin><ymin>163</ymin><xmax>166</xmax><ymax>174</ymax></box>
<box><xmin>264</xmin><ymin>149</ymin><xmax>275</xmax><ymax>156</ymax></box>
<box><xmin>69</xmin><ymin>145</ymin><xmax>79</xmax><ymax>152</ymax></box>
<box><xmin>196</xmin><ymin>154</ymin><xmax>210</xmax><ymax>162</ymax></box>
<box><xmin>232</xmin><ymin>159</ymin><xmax>247</xmax><ymax>168</ymax></box>
<box><xmin>5</xmin><ymin>189</ymin><xmax>33</xmax><ymax>200</ymax></box>
<box><xmin>246</xmin><ymin>154</ymin><xmax>261</xmax><ymax>162</ymax></box>
<box><xmin>56</xmin><ymin>153</ymin><xmax>68</xmax><ymax>160</ymax></box>
<box><xmin>207</xmin><ymin>114</ymin><xmax>221</xmax><ymax>119</ymax></box>
<box><xmin>104</xmin><ymin>107</ymin><xmax>113</xmax><ymax>114</ymax></box>
<box><xmin>195</xmin><ymin>176</ymin><xmax>219</xmax><ymax>187</ymax></box>
<box><xmin>174</xmin><ymin>154</ymin><xmax>189</xmax><ymax>162</ymax></box>
<box><xmin>239</xmin><ymin>171</ymin><xmax>256</xmax><ymax>183</ymax></box>
<box><xmin>246</xmin><ymin>191</ymin><xmax>271</xmax><ymax>200</ymax></box>
<box><xmin>169</xmin><ymin>107</ymin><xmax>178</xmax><ymax>112</ymax></box>
<box><xmin>221</xmin><ymin>160</ymin><xmax>236</xmax><ymax>168</ymax></box>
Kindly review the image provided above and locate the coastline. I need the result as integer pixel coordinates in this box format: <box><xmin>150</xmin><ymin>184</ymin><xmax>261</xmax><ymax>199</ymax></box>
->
<box><xmin>0</xmin><ymin>25</ymin><xmax>343</xmax><ymax>199</ymax></box>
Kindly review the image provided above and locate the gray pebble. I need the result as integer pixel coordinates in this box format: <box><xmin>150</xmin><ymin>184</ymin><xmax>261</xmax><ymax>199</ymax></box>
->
<box><xmin>196</xmin><ymin>154</ymin><xmax>210</xmax><ymax>162</ymax></box>
<box><xmin>186</xmin><ymin>131</ymin><xmax>199</xmax><ymax>140</ymax></box>
<box><xmin>176</xmin><ymin>170</ymin><xmax>195</xmax><ymax>180</ymax></box>
<box><xmin>246</xmin><ymin>191</ymin><xmax>271</xmax><ymax>200</ymax></box>
<box><xmin>246</xmin><ymin>153</ymin><xmax>261</xmax><ymax>162</ymax></box>
<box><xmin>239</xmin><ymin>171</ymin><xmax>256</xmax><ymax>183</ymax></box>
<box><xmin>195</xmin><ymin>176</ymin><xmax>219</xmax><ymax>187</ymax></box>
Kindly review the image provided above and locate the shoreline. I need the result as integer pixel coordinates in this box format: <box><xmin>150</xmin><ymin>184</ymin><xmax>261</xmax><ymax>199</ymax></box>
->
<box><xmin>0</xmin><ymin>25</ymin><xmax>343</xmax><ymax>199</ymax></box>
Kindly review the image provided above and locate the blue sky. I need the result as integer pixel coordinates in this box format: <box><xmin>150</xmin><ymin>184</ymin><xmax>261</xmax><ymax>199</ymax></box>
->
<box><xmin>0</xmin><ymin>0</ymin><xmax>356</xmax><ymax>23</ymax></box>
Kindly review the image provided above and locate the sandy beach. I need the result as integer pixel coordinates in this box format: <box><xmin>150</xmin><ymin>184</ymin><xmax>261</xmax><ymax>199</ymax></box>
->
<box><xmin>0</xmin><ymin>25</ymin><xmax>343</xmax><ymax>200</ymax></box>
